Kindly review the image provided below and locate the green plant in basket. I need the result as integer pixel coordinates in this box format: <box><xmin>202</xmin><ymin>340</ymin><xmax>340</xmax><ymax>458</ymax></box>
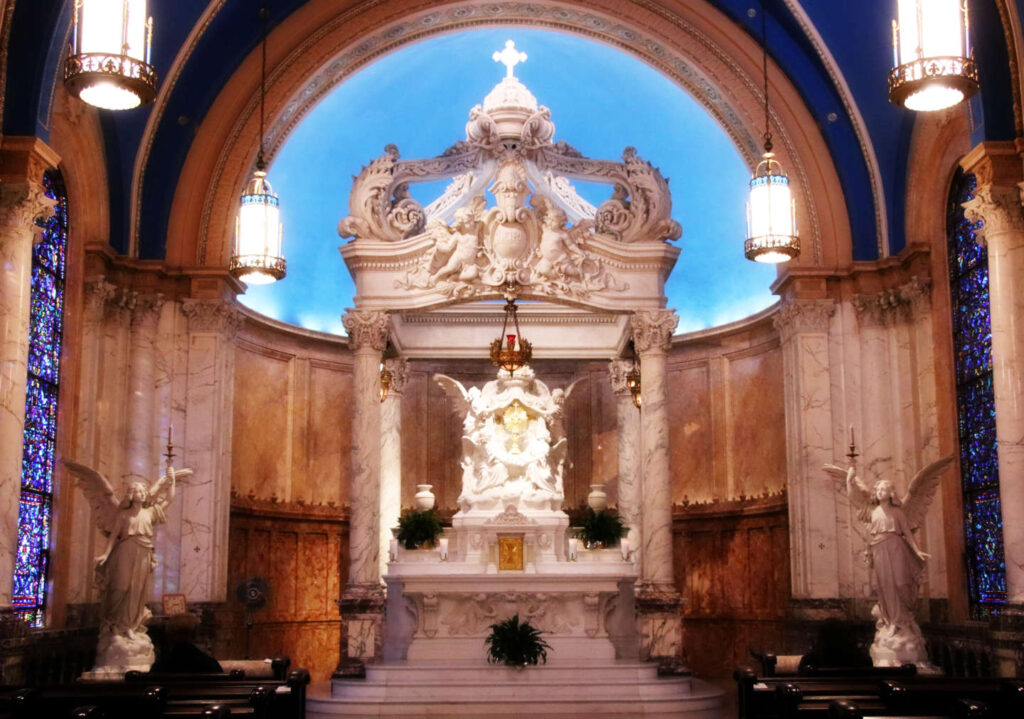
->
<box><xmin>396</xmin><ymin>507</ymin><xmax>443</xmax><ymax>549</ymax></box>
<box><xmin>484</xmin><ymin>614</ymin><xmax>551</xmax><ymax>667</ymax></box>
<box><xmin>574</xmin><ymin>507</ymin><xmax>627</xmax><ymax>548</ymax></box>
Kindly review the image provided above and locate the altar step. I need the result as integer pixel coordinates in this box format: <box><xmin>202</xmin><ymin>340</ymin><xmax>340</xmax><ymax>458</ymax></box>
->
<box><xmin>307</xmin><ymin>661</ymin><xmax>726</xmax><ymax>718</ymax></box>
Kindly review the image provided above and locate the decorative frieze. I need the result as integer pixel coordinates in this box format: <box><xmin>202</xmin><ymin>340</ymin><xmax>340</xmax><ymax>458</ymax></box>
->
<box><xmin>630</xmin><ymin>309</ymin><xmax>677</xmax><ymax>354</ymax></box>
<box><xmin>342</xmin><ymin>310</ymin><xmax>391</xmax><ymax>352</ymax></box>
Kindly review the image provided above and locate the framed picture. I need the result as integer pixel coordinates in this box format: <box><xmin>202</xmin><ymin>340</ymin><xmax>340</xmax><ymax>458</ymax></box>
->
<box><xmin>162</xmin><ymin>593</ymin><xmax>188</xmax><ymax>616</ymax></box>
<box><xmin>497</xmin><ymin>534</ymin><xmax>524</xmax><ymax>571</ymax></box>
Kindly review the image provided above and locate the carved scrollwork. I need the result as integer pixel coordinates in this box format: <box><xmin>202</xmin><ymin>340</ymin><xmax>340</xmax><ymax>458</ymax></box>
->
<box><xmin>342</xmin><ymin>310</ymin><xmax>391</xmax><ymax>352</ymax></box>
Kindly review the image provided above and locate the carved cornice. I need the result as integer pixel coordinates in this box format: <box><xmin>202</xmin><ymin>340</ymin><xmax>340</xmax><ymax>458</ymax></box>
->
<box><xmin>608</xmin><ymin>358</ymin><xmax>635</xmax><ymax>396</ymax></box>
<box><xmin>182</xmin><ymin>298</ymin><xmax>242</xmax><ymax>335</ymax></box>
<box><xmin>852</xmin><ymin>275</ymin><xmax>931</xmax><ymax>327</ymax></box>
<box><xmin>963</xmin><ymin>184</ymin><xmax>1024</xmax><ymax>242</ymax></box>
<box><xmin>772</xmin><ymin>298</ymin><xmax>835</xmax><ymax>340</ymax></box>
<box><xmin>383</xmin><ymin>357</ymin><xmax>408</xmax><ymax>395</ymax></box>
<box><xmin>342</xmin><ymin>310</ymin><xmax>391</xmax><ymax>351</ymax></box>
<box><xmin>631</xmin><ymin>309</ymin><xmax>678</xmax><ymax>354</ymax></box>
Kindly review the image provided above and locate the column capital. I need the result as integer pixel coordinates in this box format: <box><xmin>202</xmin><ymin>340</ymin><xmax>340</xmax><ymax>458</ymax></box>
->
<box><xmin>630</xmin><ymin>309</ymin><xmax>677</xmax><ymax>354</ymax></box>
<box><xmin>0</xmin><ymin>178</ymin><xmax>52</xmax><ymax>233</ymax></box>
<box><xmin>383</xmin><ymin>357</ymin><xmax>408</xmax><ymax>396</ymax></box>
<box><xmin>131</xmin><ymin>293</ymin><xmax>164</xmax><ymax>330</ymax></box>
<box><xmin>343</xmin><ymin>310</ymin><xmax>391</xmax><ymax>352</ymax></box>
<box><xmin>963</xmin><ymin>184</ymin><xmax>1024</xmax><ymax>241</ymax></box>
<box><xmin>608</xmin><ymin>358</ymin><xmax>636</xmax><ymax>396</ymax></box>
<box><xmin>84</xmin><ymin>276</ymin><xmax>119</xmax><ymax>315</ymax></box>
<box><xmin>182</xmin><ymin>298</ymin><xmax>242</xmax><ymax>335</ymax></box>
<box><xmin>852</xmin><ymin>275</ymin><xmax>931</xmax><ymax>327</ymax></box>
<box><xmin>773</xmin><ymin>298</ymin><xmax>835</xmax><ymax>340</ymax></box>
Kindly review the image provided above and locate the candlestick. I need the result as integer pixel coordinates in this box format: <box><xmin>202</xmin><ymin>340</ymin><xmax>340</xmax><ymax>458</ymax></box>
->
<box><xmin>620</xmin><ymin>537</ymin><xmax>630</xmax><ymax>561</ymax></box>
<box><xmin>568</xmin><ymin>537</ymin><xmax>579</xmax><ymax>561</ymax></box>
<box><xmin>389</xmin><ymin>538</ymin><xmax>399</xmax><ymax>562</ymax></box>
<box><xmin>439</xmin><ymin>537</ymin><xmax>449</xmax><ymax>561</ymax></box>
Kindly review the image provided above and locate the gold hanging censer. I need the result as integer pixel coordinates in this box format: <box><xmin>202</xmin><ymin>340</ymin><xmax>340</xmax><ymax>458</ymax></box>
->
<box><xmin>490</xmin><ymin>287</ymin><xmax>532</xmax><ymax>377</ymax></box>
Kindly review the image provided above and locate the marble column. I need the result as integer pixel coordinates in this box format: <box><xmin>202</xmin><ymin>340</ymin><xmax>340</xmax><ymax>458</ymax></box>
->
<box><xmin>774</xmin><ymin>298</ymin><xmax>839</xmax><ymax>602</ymax></box>
<box><xmin>961</xmin><ymin>144</ymin><xmax>1024</xmax><ymax>610</ymax></box>
<box><xmin>609</xmin><ymin>359</ymin><xmax>642</xmax><ymax>574</ymax></box>
<box><xmin>124</xmin><ymin>295</ymin><xmax>163</xmax><ymax>486</ymax></box>
<box><xmin>180</xmin><ymin>299</ymin><xmax>240</xmax><ymax>603</ymax></box>
<box><xmin>630</xmin><ymin>309</ymin><xmax>681</xmax><ymax>662</ymax></box>
<box><xmin>338</xmin><ymin>309</ymin><xmax>391</xmax><ymax>669</ymax></box>
<box><xmin>379</xmin><ymin>357</ymin><xmax>407</xmax><ymax>579</ymax></box>
<box><xmin>0</xmin><ymin>141</ymin><xmax>57</xmax><ymax>611</ymax></box>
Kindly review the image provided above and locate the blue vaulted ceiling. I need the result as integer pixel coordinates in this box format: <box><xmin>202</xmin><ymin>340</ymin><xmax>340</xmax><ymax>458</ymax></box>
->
<box><xmin>4</xmin><ymin>0</ymin><xmax>1019</xmax><ymax>262</ymax></box>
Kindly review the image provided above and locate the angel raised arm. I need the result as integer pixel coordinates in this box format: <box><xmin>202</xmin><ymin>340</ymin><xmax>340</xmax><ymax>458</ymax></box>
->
<box><xmin>823</xmin><ymin>453</ymin><xmax>952</xmax><ymax>667</ymax></box>
<box><xmin>63</xmin><ymin>457</ymin><xmax>192</xmax><ymax>671</ymax></box>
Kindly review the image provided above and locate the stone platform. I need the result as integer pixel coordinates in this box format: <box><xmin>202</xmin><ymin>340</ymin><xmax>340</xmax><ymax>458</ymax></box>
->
<box><xmin>308</xmin><ymin>661</ymin><xmax>725</xmax><ymax>718</ymax></box>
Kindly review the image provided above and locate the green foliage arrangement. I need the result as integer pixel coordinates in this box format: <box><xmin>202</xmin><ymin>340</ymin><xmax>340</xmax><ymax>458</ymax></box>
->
<box><xmin>396</xmin><ymin>508</ymin><xmax>443</xmax><ymax>549</ymax></box>
<box><xmin>484</xmin><ymin>614</ymin><xmax>551</xmax><ymax>667</ymax></box>
<box><xmin>574</xmin><ymin>507</ymin><xmax>627</xmax><ymax>548</ymax></box>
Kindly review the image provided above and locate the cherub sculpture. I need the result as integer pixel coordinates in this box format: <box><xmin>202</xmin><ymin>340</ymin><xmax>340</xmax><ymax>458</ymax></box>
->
<box><xmin>63</xmin><ymin>457</ymin><xmax>192</xmax><ymax>671</ymax></box>
<box><xmin>824</xmin><ymin>453</ymin><xmax>952</xmax><ymax>667</ymax></box>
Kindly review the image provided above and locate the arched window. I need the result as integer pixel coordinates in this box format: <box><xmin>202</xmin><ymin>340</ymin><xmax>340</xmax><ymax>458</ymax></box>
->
<box><xmin>12</xmin><ymin>169</ymin><xmax>67</xmax><ymax>626</ymax></box>
<box><xmin>946</xmin><ymin>168</ymin><xmax>1006</xmax><ymax>619</ymax></box>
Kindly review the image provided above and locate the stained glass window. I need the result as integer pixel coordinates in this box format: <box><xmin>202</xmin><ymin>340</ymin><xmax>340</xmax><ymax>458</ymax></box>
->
<box><xmin>12</xmin><ymin>170</ymin><xmax>67</xmax><ymax>626</ymax></box>
<box><xmin>946</xmin><ymin>168</ymin><xmax>1006</xmax><ymax>619</ymax></box>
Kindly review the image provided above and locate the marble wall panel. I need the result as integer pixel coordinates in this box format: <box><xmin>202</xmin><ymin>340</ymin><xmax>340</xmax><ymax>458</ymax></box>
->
<box><xmin>308</xmin><ymin>362</ymin><xmax>349</xmax><ymax>508</ymax></box>
<box><xmin>726</xmin><ymin>345</ymin><xmax>786</xmax><ymax>498</ymax></box>
<box><xmin>232</xmin><ymin>344</ymin><xmax>292</xmax><ymax>501</ymax></box>
<box><xmin>667</xmin><ymin>363</ymin><xmax>713</xmax><ymax>503</ymax></box>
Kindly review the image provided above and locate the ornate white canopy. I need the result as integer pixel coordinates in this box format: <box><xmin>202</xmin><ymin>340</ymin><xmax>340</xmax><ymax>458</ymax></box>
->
<box><xmin>338</xmin><ymin>41</ymin><xmax>681</xmax><ymax>357</ymax></box>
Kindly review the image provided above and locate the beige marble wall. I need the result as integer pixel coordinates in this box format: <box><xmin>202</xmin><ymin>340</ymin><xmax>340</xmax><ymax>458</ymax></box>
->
<box><xmin>667</xmin><ymin>311</ymin><xmax>787</xmax><ymax>505</ymax></box>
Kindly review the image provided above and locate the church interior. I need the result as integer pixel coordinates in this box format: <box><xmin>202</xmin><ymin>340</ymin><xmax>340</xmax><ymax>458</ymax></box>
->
<box><xmin>2</xmin><ymin>0</ymin><xmax>1024</xmax><ymax>717</ymax></box>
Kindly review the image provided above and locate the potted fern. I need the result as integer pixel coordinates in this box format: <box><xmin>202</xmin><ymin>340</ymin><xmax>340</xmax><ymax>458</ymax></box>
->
<box><xmin>484</xmin><ymin>615</ymin><xmax>551</xmax><ymax>667</ymax></box>
<box><xmin>396</xmin><ymin>507</ymin><xmax>443</xmax><ymax>549</ymax></box>
<box><xmin>574</xmin><ymin>507</ymin><xmax>627</xmax><ymax>549</ymax></box>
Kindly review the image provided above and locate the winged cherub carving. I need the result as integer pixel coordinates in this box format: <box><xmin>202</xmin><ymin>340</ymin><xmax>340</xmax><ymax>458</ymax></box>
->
<box><xmin>823</xmin><ymin>454</ymin><xmax>952</xmax><ymax>667</ymax></box>
<box><xmin>63</xmin><ymin>457</ymin><xmax>193</xmax><ymax>670</ymax></box>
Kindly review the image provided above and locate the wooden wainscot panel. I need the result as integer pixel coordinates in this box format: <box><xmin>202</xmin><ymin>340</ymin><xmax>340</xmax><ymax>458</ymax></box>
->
<box><xmin>219</xmin><ymin>494</ymin><xmax>349</xmax><ymax>682</ymax></box>
<box><xmin>673</xmin><ymin>494</ymin><xmax>789</xmax><ymax>677</ymax></box>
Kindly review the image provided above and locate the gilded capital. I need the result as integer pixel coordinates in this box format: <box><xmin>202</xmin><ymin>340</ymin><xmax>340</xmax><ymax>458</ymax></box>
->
<box><xmin>343</xmin><ymin>310</ymin><xmax>392</xmax><ymax>352</ymax></box>
<box><xmin>630</xmin><ymin>309</ymin><xmax>677</xmax><ymax>354</ymax></box>
<box><xmin>608</xmin><ymin>358</ymin><xmax>636</xmax><ymax>396</ymax></box>
<box><xmin>773</xmin><ymin>298</ymin><xmax>835</xmax><ymax>340</ymax></box>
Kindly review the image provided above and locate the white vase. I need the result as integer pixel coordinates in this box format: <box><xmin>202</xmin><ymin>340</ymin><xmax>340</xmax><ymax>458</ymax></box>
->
<box><xmin>414</xmin><ymin>484</ymin><xmax>436</xmax><ymax>511</ymax></box>
<box><xmin>587</xmin><ymin>483</ymin><xmax>608</xmax><ymax>511</ymax></box>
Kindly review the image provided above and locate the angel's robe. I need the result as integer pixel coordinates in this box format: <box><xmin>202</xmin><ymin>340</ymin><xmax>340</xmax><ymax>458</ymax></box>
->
<box><xmin>868</xmin><ymin>502</ymin><xmax>924</xmax><ymax>628</ymax></box>
<box><xmin>99</xmin><ymin>502</ymin><xmax>167</xmax><ymax>634</ymax></box>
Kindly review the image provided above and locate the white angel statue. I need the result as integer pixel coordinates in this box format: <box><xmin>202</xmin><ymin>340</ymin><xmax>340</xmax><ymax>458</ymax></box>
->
<box><xmin>824</xmin><ymin>454</ymin><xmax>952</xmax><ymax>667</ymax></box>
<box><xmin>63</xmin><ymin>457</ymin><xmax>192</xmax><ymax>671</ymax></box>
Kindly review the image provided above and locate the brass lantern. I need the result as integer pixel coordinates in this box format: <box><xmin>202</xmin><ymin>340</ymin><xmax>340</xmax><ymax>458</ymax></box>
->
<box><xmin>64</xmin><ymin>0</ymin><xmax>157</xmax><ymax>110</ymax></box>
<box><xmin>490</xmin><ymin>294</ymin><xmax>532</xmax><ymax>376</ymax></box>
<box><xmin>889</xmin><ymin>0</ymin><xmax>978</xmax><ymax>112</ymax></box>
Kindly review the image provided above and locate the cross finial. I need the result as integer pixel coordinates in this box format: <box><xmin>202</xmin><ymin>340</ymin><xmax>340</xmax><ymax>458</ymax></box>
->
<box><xmin>493</xmin><ymin>40</ymin><xmax>527</xmax><ymax>78</ymax></box>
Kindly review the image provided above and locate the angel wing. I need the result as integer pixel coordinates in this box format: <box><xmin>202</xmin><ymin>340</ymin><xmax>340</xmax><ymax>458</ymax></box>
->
<box><xmin>901</xmin><ymin>455</ymin><xmax>954</xmax><ymax>530</ymax></box>
<box><xmin>62</xmin><ymin>459</ymin><xmax>119</xmax><ymax>536</ymax></box>
<box><xmin>823</xmin><ymin>463</ymin><xmax>873</xmax><ymax>522</ymax></box>
<box><xmin>149</xmin><ymin>467</ymin><xmax>193</xmax><ymax>508</ymax></box>
<box><xmin>434</xmin><ymin>373</ymin><xmax>473</xmax><ymax>416</ymax></box>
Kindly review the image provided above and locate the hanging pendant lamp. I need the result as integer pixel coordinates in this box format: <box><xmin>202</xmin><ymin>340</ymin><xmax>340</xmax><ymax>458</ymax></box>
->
<box><xmin>64</xmin><ymin>0</ymin><xmax>157</xmax><ymax>110</ymax></box>
<box><xmin>231</xmin><ymin>4</ymin><xmax>286</xmax><ymax>285</ymax></box>
<box><xmin>744</xmin><ymin>5</ymin><xmax>799</xmax><ymax>264</ymax></box>
<box><xmin>889</xmin><ymin>0</ymin><xmax>978</xmax><ymax>112</ymax></box>
<box><xmin>490</xmin><ymin>285</ymin><xmax>532</xmax><ymax>377</ymax></box>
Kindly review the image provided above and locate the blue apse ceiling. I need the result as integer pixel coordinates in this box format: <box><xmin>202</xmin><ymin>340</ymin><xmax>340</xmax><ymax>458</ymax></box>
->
<box><xmin>5</xmin><ymin>1</ymin><xmax>1020</xmax><ymax>265</ymax></box>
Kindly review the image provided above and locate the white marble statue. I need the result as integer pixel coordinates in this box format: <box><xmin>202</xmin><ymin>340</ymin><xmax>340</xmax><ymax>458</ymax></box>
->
<box><xmin>64</xmin><ymin>457</ymin><xmax>192</xmax><ymax>672</ymax></box>
<box><xmin>824</xmin><ymin>455</ymin><xmax>952</xmax><ymax>667</ymax></box>
<box><xmin>435</xmin><ymin>366</ymin><xmax>581</xmax><ymax>514</ymax></box>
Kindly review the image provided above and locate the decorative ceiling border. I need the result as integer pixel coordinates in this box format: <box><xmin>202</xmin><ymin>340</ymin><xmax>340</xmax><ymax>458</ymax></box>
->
<box><xmin>196</xmin><ymin>0</ymin><xmax>825</xmax><ymax>267</ymax></box>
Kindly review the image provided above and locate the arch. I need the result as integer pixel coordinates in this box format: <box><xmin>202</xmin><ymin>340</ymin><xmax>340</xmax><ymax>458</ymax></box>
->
<box><xmin>161</xmin><ymin>0</ymin><xmax>853</xmax><ymax>279</ymax></box>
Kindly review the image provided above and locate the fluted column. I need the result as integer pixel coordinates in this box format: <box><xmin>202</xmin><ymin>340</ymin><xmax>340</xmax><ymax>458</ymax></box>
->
<box><xmin>0</xmin><ymin>138</ymin><xmax>57</xmax><ymax>610</ymax></box>
<box><xmin>774</xmin><ymin>298</ymin><xmax>838</xmax><ymax>601</ymax></box>
<box><xmin>338</xmin><ymin>309</ymin><xmax>391</xmax><ymax>668</ymax></box>
<box><xmin>630</xmin><ymin>309</ymin><xmax>680</xmax><ymax>662</ymax></box>
<box><xmin>379</xmin><ymin>357</ymin><xmax>407</xmax><ymax>579</ymax></box>
<box><xmin>609</xmin><ymin>359</ymin><xmax>642</xmax><ymax>574</ymax></box>
<box><xmin>123</xmin><ymin>295</ymin><xmax>163</xmax><ymax>486</ymax></box>
<box><xmin>962</xmin><ymin>144</ymin><xmax>1024</xmax><ymax>609</ymax></box>
<box><xmin>180</xmin><ymin>299</ymin><xmax>240</xmax><ymax>602</ymax></box>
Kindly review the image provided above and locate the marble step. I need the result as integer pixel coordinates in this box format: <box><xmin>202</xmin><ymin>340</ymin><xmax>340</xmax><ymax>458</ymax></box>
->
<box><xmin>362</xmin><ymin>660</ymin><xmax>677</xmax><ymax>684</ymax></box>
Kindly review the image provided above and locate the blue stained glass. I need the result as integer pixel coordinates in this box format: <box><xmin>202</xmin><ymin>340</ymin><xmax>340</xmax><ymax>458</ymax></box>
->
<box><xmin>947</xmin><ymin>169</ymin><xmax>1006</xmax><ymax>619</ymax></box>
<box><xmin>14</xmin><ymin>170</ymin><xmax>67</xmax><ymax>626</ymax></box>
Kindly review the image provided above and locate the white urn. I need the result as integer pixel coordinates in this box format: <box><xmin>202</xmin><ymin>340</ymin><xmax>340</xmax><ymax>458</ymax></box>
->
<box><xmin>414</xmin><ymin>484</ymin><xmax>436</xmax><ymax>511</ymax></box>
<box><xmin>587</xmin><ymin>483</ymin><xmax>608</xmax><ymax>511</ymax></box>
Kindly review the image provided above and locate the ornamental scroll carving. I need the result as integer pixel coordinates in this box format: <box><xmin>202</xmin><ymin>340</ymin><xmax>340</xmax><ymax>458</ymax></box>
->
<box><xmin>0</xmin><ymin>180</ymin><xmax>53</xmax><ymax>233</ymax></box>
<box><xmin>963</xmin><ymin>185</ymin><xmax>1024</xmax><ymax>242</ymax></box>
<box><xmin>342</xmin><ymin>310</ymin><xmax>391</xmax><ymax>351</ymax></box>
<box><xmin>631</xmin><ymin>310</ymin><xmax>678</xmax><ymax>354</ymax></box>
<box><xmin>182</xmin><ymin>299</ymin><xmax>242</xmax><ymax>336</ymax></box>
<box><xmin>772</xmin><ymin>299</ymin><xmax>835</xmax><ymax>340</ymax></box>
<box><xmin>608</xmin><ymin>359</ymin><xmax>636</xmax><ymax>396</ymax></box>
<box><xmin>852</xmin><ymin>276</ymin><xmax>930</xmax><ymax>326</ymax></box>
<box><xmin>338</xmin><ymin>52</ymin><xmax>680</xmax><ymax>304</ymax></box>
